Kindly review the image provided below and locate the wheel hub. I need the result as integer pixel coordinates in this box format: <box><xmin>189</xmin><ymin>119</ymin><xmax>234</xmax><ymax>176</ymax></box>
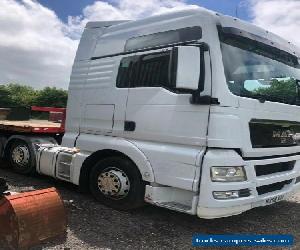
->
<box><xmin>98</xmin><ymin>168</ymin><xmax>130</xmax><ymax>199</ymax></box>
<box><xmin>11</xmin><ymin>146</ymin><xmax>30</xmax><ymax>167</ymax></box>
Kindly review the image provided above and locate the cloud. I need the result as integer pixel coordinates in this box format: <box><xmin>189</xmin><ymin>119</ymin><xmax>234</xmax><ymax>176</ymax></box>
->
<box><xmin>250</xmin><ymin>0</ymin><xmax>300</xmax><ymax>48</ymax></box>
<box><xmin>0</xmin><ymin>0</ymin><xmax>78</xmax><ymax>89</ymax></box>
<box><xmin>1</xmin><ymin>0</ymin><xmax>299</xmax><ymax>90</ymax></box>
<box><xmin>0</xmin><ymin>0</ymin><xmax>198</xmax><ymax>89</ymax></box>
<box><xmin>67</xmin><ymin>0</ymin><xmax>199</xmax><ymax>39</ymax></box>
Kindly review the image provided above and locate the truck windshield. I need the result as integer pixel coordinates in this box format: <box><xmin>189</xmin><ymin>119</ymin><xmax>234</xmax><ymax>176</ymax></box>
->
<box><xmin>220</xmin><ymin>39</ymin><xmax>300</xmax><ymax>105</ymax></box>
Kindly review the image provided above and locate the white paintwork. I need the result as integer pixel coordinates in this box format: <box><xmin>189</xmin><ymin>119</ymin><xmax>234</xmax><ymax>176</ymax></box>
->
<box><xmin>32</xmin><ymin>7</ymin><xmax>300</xmax><ymax>218</ymax></box>
<box><xmin>130</xmin><ymin>140</ymin><xmax>204</xmax><ymax>191</ymax></box>
<box><xmin>75</xmin><ymin>134</ymin><xmax>155</xmax><ymax>183</ymax></box>
<box><xmin>198</xmin><ymin>149</ymin><xmax>300</xmax><ymax>218</ymax></box>
<box><xmin>175</xmin><ymin>46</ymin><xmax>201</xmax><ymax>90</ymax></box>
<box><xmin>145</xmin><ymin>185</ymin><xmax>199</xmax><ymax>214</ymax></box>
<box><xmin>83</xmin><ymin>104</ymin><xmax>115</xmax><ymax>133</ymax></box>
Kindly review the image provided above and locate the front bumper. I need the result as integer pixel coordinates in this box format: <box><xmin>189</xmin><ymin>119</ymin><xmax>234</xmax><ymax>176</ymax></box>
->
<box><xmin>197</xmin><ymin>149</ymin><xmax>300</xmax><ymax>219</ymax></box>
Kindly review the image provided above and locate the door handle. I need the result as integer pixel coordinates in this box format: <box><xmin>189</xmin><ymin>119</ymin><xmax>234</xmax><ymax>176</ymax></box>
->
<box><xmin>124</xmin><ymin>121</ymin><xmax>136</xmax><ymax>131</ymax></box>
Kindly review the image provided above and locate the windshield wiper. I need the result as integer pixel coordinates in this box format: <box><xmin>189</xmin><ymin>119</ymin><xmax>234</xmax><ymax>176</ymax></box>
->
<box><xmin>239</xmin><ymin>93</ymin><xmax>291</xmax><ymax>104</ymax></box>
<box><xmin>239</xmin><ymin>93</ymin><xmax>268</xmax><ymax>103</ymax></box>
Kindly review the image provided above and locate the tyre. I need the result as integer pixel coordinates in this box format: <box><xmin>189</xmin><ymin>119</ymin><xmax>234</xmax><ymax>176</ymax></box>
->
<box><xmin>9</xmin><ymin>140</ymin><xmax>36</xmax><ymax>175</ymax></box>
<box><xmin>89</xmin><ymin>156</ymin><xmax>146</xmax><ymax>210</ymax></box>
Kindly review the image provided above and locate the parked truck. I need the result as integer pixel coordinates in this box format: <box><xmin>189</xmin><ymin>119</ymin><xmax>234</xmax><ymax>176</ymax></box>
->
<box><xmin>1</xmin><ymin>7</ymin><xmax>300</xmax><ymax>219</ymax></box>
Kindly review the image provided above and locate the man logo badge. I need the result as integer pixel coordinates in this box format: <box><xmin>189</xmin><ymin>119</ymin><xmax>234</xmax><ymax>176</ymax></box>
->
<box><xmin>272</xmin><ymin>129</ymin><xmax>297</xmax><ymax>144</ymax></box>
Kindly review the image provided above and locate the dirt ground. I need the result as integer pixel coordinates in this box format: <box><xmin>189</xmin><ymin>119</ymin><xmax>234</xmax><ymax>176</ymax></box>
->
<box><xmin>0</xmin><ymin>162</ymin><xmax>300</xmax><ymax>250</ymax></box>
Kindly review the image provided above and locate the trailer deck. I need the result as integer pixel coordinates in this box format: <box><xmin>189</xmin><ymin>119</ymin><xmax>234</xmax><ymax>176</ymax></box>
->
<box><xmin>0</xmin><ymin>106</ymin><xmax>66</xmax><ymax>134</ymax></box>
<box><xmin>0</xmin><ymin>119</ymin><xmax>63</xmax><ymax>133</ymax></box>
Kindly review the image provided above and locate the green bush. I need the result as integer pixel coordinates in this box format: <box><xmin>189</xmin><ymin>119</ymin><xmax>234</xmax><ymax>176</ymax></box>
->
<box><xmin>0</xmin><ymin>83</ymin><xmax>68</xmax><ymax>108</ymax></box>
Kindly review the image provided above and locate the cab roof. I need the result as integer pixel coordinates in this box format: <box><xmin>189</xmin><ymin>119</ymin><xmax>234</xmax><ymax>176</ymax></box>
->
<box><xmin>85</xmin><ymin>7</ymin><xmax>300</xmax><ymax>59</ymax></box>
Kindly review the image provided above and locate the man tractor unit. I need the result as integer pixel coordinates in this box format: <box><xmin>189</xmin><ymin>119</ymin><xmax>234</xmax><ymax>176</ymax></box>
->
<box><xmin>1</xmin><ymin>7</ymin><xmax>300</xmax><ymax>219</ymax></box>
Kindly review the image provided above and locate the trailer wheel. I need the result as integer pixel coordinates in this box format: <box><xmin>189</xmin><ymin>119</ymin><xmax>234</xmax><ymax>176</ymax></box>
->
<box><xmin>9</xmin><ymin>140</ymin><xmax>35</xmax><ymax>175</ymax></box>
<box><xmin>89</xmin><ymin>156</ymin><xmax>145</xmax><ymax>210</ymax></box>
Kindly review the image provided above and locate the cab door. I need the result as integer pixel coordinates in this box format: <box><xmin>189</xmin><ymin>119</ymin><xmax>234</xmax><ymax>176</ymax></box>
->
<box><xmin>118</xmin><ymin>46</ymin><xmax>212</xmax><ymax>191</ymax></box>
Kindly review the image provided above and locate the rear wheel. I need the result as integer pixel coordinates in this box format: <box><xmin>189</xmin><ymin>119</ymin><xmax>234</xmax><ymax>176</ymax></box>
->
<box><xmin>89</xmin><ymin>156</ymin><xmax>146</xmax><ymax>210</ymax></box>
<box><xmin>9</xmin><ymin>140</ymin><xmax>35</xmax><ymax>174</ymax></box>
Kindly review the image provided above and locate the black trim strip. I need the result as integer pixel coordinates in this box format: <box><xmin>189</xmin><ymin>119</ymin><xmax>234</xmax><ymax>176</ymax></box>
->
<box><xmin>243</xmin><ymin>152</ymin><xmax>300</xmax><ymax>161</ymax></box>
<box><xmin>169</xmin><ymin>46</ymin><xmax>178</xmax><ymax>87</ymax></box>
<box><xmin>91</xmin><ymin>41</ymin><xmax>194</xmax><ymax>61</ymax></box>
<box><xmin>257</xmin><ymin>179</ymin><xmax>292</xmax><ymax>195</ymax></box>
<box><xmin>255</xmin><ymin>160</ymin><xmax>295</xmax><ymax>176</ymax></box>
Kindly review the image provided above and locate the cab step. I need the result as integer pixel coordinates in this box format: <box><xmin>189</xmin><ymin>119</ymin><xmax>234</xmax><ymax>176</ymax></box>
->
<box><xmin>144</xmin><ymin>185</ymin><xmax>198</xmax><ymax>215</ymax></box>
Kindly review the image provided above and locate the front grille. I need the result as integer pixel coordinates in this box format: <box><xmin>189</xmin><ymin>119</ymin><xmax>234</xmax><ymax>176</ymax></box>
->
<box><xmin>257</xmin><ymin>179</ymin><xmax>293</xmax><ymax>195</ymax></box>
<box><xmin>239</xmin><ymin>189</ymin><xmax>251</xmax><ymax>197</ymax></box>
<box><xmin>249</xmin><ymin>119</ymin><xmax>300</xmax><ymax>148</ymax></box>
<box><xmin>255</xmin><ymin>161</ymin><xmax>295</xmax><ymax>176</ymax></box>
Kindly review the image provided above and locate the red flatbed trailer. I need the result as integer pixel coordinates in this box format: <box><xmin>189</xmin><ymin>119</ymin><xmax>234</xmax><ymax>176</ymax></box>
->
<box><xmin>0</xmin><ymin>106</ymin><xmax>66</xmax><ymax>174</ymax></box>
<box><xmin>0</xmin><ymin>106</ymin><xmax>66</xmax><ymax>134</ymax></box>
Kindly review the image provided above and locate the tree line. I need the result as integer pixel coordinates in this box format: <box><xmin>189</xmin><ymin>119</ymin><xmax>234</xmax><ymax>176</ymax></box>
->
<box><xmin>0</xmin><ymin>84</ymin><xmax>68</xmax><ymax>108</ymax></box>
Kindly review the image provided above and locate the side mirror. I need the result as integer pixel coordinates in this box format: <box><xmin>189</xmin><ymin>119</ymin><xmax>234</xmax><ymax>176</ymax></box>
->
<box><xmin>171</xmin><ymin>46</ymin><xmax>201</xmax><ymax>90</ymax></box>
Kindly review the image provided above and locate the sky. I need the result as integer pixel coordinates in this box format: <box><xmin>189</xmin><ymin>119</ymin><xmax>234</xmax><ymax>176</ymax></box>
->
<box><xmin>0</xmin><ymin>0</ymin><xmax>299</xmax><ymax>89</ymax></box>
<box><xmin>37</xmin><ymin>0</ymin><xmax>251</xmax><ymax>21</ymax></box>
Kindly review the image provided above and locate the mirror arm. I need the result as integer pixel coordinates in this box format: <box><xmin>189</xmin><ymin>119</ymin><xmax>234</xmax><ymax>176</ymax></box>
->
<box><xmin>190</xmin><ymin>94</ymin><xmax>219</xmax><ymax>105</ymax></box>
<box><xmin>169</xmin><ymin>47</ymin><xmax>178</xmax><ymax>86</ymax></box>
<box><xmin>296</xmin><ymin>79</ymin><xmax>300</xmax><ymax>103</ymax></box>
<box><xmin>189</xmin><ymin>42</ymin><xmax>218</xmax><ymax>105</ymax></box>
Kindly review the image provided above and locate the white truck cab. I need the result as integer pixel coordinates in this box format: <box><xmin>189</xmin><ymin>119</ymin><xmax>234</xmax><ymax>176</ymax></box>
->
<box><xmin>22</xmin><ymin>8</ymin><xmax>300</xmax><ymax>218</ymax></box>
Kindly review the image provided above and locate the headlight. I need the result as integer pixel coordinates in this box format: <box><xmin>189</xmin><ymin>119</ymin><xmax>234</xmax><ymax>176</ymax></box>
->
<box><xmin>211</xmin><ymin>166</ymin><xmax>247</xmax><ymax>182</ymax></box>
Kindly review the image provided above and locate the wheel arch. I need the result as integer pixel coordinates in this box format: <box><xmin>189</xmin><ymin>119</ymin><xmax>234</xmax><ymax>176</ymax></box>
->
<box><xmin>78</xmin><ymin>147</ymin><xmax>154</xmax><ymax>193</ymax></box>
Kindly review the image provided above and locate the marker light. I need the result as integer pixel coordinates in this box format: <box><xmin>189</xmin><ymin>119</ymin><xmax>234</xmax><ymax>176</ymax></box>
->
<box><xmin>213</xmin><ymin>189</ymin><xmax>251</xmax><ymax>200</ymax></box>
<box><xmin>213</xmin><ymin>191</ymin><xmax>239</xmax><ymax>200</ymax></box>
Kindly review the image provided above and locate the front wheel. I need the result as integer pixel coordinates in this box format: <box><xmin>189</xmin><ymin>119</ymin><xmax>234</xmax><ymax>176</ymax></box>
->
<box><xmin>9</xmin><ymin>140</ymin><xmax>35</xmax><ymax>175</ymax></box>
<box><xmin>89</xmin><ymin>156</ymin><xmax>146</xmax><ymax>210</ymax></box>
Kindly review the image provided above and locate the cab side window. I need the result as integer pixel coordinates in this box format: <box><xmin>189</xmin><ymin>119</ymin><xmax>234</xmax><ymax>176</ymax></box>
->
<box><xmin>117</xmin><ymin>51</ymin><xmax>173</xmax><ymax>89</ymax></box>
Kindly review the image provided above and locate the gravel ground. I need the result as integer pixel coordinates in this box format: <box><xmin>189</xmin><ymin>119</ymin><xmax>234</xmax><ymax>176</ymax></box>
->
<box><xmin>1</xmin><ymin>161</ymin><xmax>300</xmax><ymax>250</ymax></box>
